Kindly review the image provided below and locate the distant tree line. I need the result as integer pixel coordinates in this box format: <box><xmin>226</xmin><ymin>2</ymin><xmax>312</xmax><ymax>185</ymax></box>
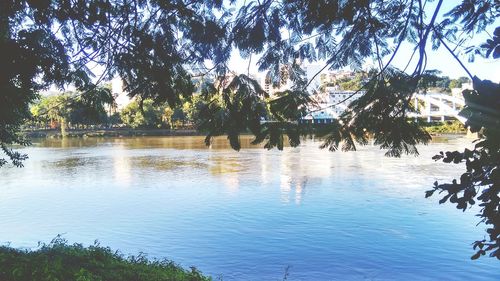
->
<box><xmin>28</xmin><ymin>87</ymin><xmax>208</xmax><ymax>135</ymax></box>
<box><xmin>322</xmin><ymin>69</ymin><xmax>471</xmax><ymax>92</ymax></box>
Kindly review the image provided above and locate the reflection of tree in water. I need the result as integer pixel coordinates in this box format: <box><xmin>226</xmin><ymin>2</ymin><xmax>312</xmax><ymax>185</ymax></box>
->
<box><xmin>39</xmin><ymin>138</ymin><xmax>102</xmax><ymax>148</ymax></box>
<box><xmin>43</xmin><ymin>156</ymin><xmax>105</xmax><ymax>177</ymax></box>
<box><xmin>132</xmin><ymin>156</ymin><xmax>208</xmax><ymax>171</ymax></box>
<box><xmin>117</xmin><ymin>136</ymin><xmax>265</xmax><ymax>150</ymax></box>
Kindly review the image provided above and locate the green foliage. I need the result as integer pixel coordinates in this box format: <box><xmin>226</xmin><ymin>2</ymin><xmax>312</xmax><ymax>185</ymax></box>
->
<box><xmin>427</xmin><ymin>78</ymin><xmax>500</xmax><ymax>260</ymax></box>
<box><xmin>183</xmin><ymin>94</ymin><xmax>208</xmax><ymax>124</ymax></box>
<box><xmin>335</xmin><ymin>71</ymin><xmax>370</xmax><ymax>91</ymax></box>
<box><xmin>30</xmin><ymin>86</ymin><xmax>114</xmax><ymax>133</ymax></box>
<box><xmin>1</xmin><ymin>0</ymin><xmax>497</xmax><ymax>165</ymax></box>
<box><xmin>120</xmin><ymin>100</ymin><xmax>164</xmax><ymax>129</ymax></box>
<box><xmin>0</xmin><ymin>237</ymin><xmax>210</xmax><ymax>281</ymax></box>
<box><xmin>449</xmin><ymin>77</ymin><xmax>471</xmax><ymax>90</ymax></box>
<box><xmin>198</xmin><ymin>74</ymin><xmax>269</xmax><ymax>150</ymax></box>
<box><xmin>71</xmin><ymin>86</ymin><xmax>114</xmax><ymax>126</ymax></box>
<box><xmin>1</xmin><ymin>0</ymin><xmax>229</xmax><ymax>165</ymax></box>
<box><xmin>417</xmin><ymin>70</ymin><xmax>451</xmax><ymax>92</ymax></box>
<box><xmin>422</xmin><ymin>121</ymin><xmax>466</xmax><ymax>134</ymax></box>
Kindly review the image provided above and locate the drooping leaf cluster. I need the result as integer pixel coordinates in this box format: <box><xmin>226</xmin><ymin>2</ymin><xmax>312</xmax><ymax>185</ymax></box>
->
<box><xmin>427</xmin><ymin>77</ymin><xmax>500</xmax><ymax>259</ymax></box>
<box><xmin>198</xmin><ymin>74</ymin><xmax>269</xmax><ymax>150</ymax></box>
<box><xmin>198</xmin><ymin>0</ymin><xmax>496</xmax><ymax>155</ymax></box>
<box><xmin>318</xmin><ymin>68</ymin><xmax>432</xmax><ymax>156</ymax></box>
<box><xmin>481</xmin><ymin>26</ymin><xmax>500</xmax><ymax>59</ymax></box>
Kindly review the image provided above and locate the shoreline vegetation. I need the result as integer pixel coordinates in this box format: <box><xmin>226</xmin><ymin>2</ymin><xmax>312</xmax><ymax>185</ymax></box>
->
<box><xmin>24</xmin><ymin>128</ymin><xmax>202</xmax><ymax>139</ymax></box>
<box><xmin>23</xmin><ymin>120</ymin><xmax>467</xmax><ymax>139</ymax></box>
<box><xmin>0</xmin><ymin>238</ymin><xmax>211</xmax><ymax>281</ymax></box>
<box><xmin>421</xmin><ymin>120</ymin><xmax>467</xmax><ymax>135</ymax></box>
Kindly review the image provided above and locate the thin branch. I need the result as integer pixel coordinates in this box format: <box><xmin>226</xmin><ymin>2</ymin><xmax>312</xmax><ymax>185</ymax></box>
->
<box><xmin>247</xmin><ymin>53</ymin><xmax>252</xmax><ymax>76</ymax></box>
<box><xmin>434</xmin><ymin>28</ymin><xmax>474</xmax><ymax>80</ymax></box>
<box><xmin>306</xmin><ymin>0</ymin><xmax>415</xmax><ymax>113</ymax></box>
<box><xmin>413</xmin><ymin>0</ymin><xmax>443</xmax><ymax>76</ymax></box>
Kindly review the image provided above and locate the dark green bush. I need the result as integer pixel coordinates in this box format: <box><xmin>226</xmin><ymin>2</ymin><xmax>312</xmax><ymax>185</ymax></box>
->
<box><xmin>423</xmin><ymin>120</ymin><xmax>466</xmax><ymax>134</ymax></box>
<box><xmin>0</xmin><ymin>237</ymin><xmax>211</xmax><ymax>281</ymax></box>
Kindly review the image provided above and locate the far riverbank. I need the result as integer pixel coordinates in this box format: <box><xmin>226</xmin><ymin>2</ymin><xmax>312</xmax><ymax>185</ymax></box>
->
<box><xmin>24</xmin><ymin>128</ymin><xmax>202</xmax><ymax>139</ymax></box>
<box><xmin>23</xmin><ymin>120</ymin><xmax>468</xmax><ymax>140</ymax></box>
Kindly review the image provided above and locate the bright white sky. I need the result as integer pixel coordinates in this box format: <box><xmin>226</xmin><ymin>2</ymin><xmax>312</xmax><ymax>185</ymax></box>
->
<box><xmin>228</xmin><ymin>1</ymin><xmax>499</xmax><ymax>82</ymax></box>
<box><xmin>61</xmin><ymin>0</ymin><xmax>498</xmax><ymax>94</ymax></box>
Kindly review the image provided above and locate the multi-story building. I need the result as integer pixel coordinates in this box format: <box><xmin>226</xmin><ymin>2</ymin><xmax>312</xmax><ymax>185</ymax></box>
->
<box><xmin>302</xmin><ymin>88</ymin><xmax>365</xmax><ymax>124</ymax></box>
<box><xmin>262</xmin><ymin>65</ymin><xmax>293</xmax><ymax>97</ymax></box>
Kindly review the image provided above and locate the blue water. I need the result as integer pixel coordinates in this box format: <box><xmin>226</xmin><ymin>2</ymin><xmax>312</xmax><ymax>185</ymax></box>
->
<box><xmin>0</xmin><ymin>136</ymin><xmax>498</xmax><ymax>280</ymax></box>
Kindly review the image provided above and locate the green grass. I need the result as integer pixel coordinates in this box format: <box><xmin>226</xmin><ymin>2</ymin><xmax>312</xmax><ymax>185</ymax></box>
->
<box><xmin>0</xmin><ymin>237</ymin><xmax>211</xmax><ymax>281</ymax></box>
<box><xmin>422</xmin><ymin>120</ymin><xmax>466</xmax><ymax>134</ymax></box>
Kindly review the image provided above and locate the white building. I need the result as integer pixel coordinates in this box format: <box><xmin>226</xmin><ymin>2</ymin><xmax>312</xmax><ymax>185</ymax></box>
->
<box><xmin>451</xmin><ymin>82</ymin><xmax>473</xmax><ymax>99</ymax></box>
<box><xmin>302</xmin><ymin>88</ymin><xmax>365</xmax><ymax>124</ymax></box>
<box><xmin>304</xmin><ymin>64</ymin><xmax>324</xmax><ymax>92</ymax></box>
<box><xmin>262</xmin><ymin>66</ymin><xmax>294</xmax><ymax>97</ymax></box>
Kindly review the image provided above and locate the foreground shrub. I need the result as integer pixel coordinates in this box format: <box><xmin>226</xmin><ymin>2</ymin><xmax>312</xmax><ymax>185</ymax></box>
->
<box><xmin>0</xmin><ymin>237</ymin><xmax>210</xmax><ymax>281</ymax></box>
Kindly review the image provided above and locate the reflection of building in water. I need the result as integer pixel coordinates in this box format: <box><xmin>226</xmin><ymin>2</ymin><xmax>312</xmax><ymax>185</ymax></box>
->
<box><xmin>294</xmin><ymin>179</ymin><xmax>306</xmax><ymax>205</ymax></box>
<box><xmin>222</xmin><ymin>174</ymin><xmax>240</xmax><ymax>195</ymax></box>
<box><xmin>112</xmin><ymin>144</ymin><xmax>132</xmax><ymax>186</ymax></box>
<box><xmin>279</xmin><ymin>150</ymin><xmax>308</xmax><ymax>205</ymax></box>
<box><xmin>208</xmin><ymin>154</ymin><xmax>241</xmax><ymax>194</ymax></box>
<box><xmin>278</xmin><ymin>145</ymin><xmax>340</xmax><ymax>204</ymax></box>
<box><xmin>259</xmin><ymin>151</ymin><xmax>272</xmax><ymax>186</ymax></box>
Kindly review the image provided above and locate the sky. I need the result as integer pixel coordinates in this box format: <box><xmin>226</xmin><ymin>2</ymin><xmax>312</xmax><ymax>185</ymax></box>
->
<box><xmin>50</xmin><ymin>0</ymin><xmax>499</xmax><ymax>95</ymax></box>
<box><xmin>227</xmin><ymin>1</ymin><xmax>499</xmax><ymax>83</ymax></box>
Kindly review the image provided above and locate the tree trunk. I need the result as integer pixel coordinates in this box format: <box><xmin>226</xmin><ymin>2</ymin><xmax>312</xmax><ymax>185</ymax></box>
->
<box><xmin>60</xmin><ymin>117</ymin><xmax>68</xmax><ymax>138</ymax></box>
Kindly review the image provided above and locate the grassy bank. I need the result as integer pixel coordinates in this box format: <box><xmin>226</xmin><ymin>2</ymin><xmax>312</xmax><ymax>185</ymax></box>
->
<box><xmin>0</xmin><ymin>238</ymin><xmax>211</xmax><ymax>281</ymax></box>
<box><xmin>422</xmin><ymin>120</ymin><xmax>466</xmax><ymax>134</ymax></box>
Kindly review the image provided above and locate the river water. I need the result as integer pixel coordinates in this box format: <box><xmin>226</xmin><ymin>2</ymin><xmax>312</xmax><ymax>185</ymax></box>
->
<box><xmin>0</xmin><ymin>136</ymin><xmax>498</xmax><ymax>280</ymax></box>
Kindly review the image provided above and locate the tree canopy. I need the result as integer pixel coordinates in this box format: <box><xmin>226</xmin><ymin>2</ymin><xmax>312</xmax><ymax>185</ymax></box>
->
<box><xmin>0</xmin><ymin>0</ymin><xmax>499</xmax><ymax>259</ymax></box>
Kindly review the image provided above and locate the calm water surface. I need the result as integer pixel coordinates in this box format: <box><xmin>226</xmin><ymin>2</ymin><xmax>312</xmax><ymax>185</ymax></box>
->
<box><xmin>0</xmin><ymin>136</ymin><xmax>498</xmax><ymax>280</ymax></box>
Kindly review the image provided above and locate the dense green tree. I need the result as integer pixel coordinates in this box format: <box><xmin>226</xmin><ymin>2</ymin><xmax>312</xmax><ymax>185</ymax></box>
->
<box><xmin>449</xmin><ymin>79</ymin><xmax>462</xmax><ymax>90</ymax></box>
<box><xmin>69</xmin><ymin>86</ymin><xmax>114</xmax><ymax>127</ymax></box>
<box><xmin>0</xmin><ymin>0</ymin><xmax>498</xmax><ymax>260</ymax></box>
<box><xmin>31</xmin><ymin>94</ymin><xmax>73</xmax><ymax>137</ymax></box>
<box><xmin>1</xmin><ymin>0</ymin><xmax>228</xmax><ymax>166</ymax></box>
<box><xmin>449</xmin><ymin>77</ymin><xmax>472</xmax><ymax>90</ymax></box>
<box><xmin>334</xmin><ymin>71</ymin><xmax>371</xmax><ymax>91</ymax></box>
<box><xmin>417</xmin><ymin>70</ymin><xmax>452</xmax><ymax>93</ymax></box>
<box><xmin>183</xmin><ymin>95</ymin><xmax>207</xmax><ymax>123</ymax></box>
<box><xmin>120</xmin><ymin>99</ymin><xmax>164</xmax><ymax>129</ymax></box>
<box><xmin>30</xmin><ymin>86</ymin><xmax>114</xmax><ymax>133</ymax></box>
